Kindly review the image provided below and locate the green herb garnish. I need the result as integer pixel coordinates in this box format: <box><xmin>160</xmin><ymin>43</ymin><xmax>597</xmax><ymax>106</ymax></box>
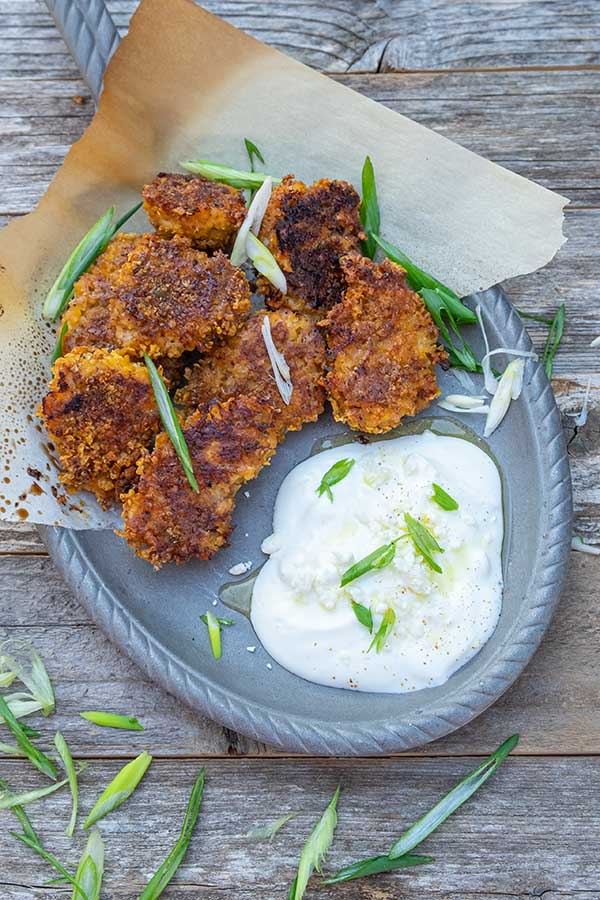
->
<box><xmin>326</xmin><ymin>734</ymin><xmax>519</xmax><ymax>884</ymax></box>
<box><xmin>431</xmin><ymin>483</ymin><xmax>459</xmax><ymax>511</ymax></box>
<box><xmin>0</xmin><ymin>639</ymin><xmax>55</xmax><ymax>717</ymax></box>
<box><xmin>84</xmin><ymin>751</ymin><xmax>152</xmax><ymax>829</ymax></box>
<box><xmin>245</xmin><ymin>810</ymin><xmax>299</xmax><ymax>841</ymax></box>
<box><xmin>540</xmin><ymin>303</ymin><xmax>566</xmax><ymax>379</ymax></box>
<box><xmin>340</xmin><ymin>541</ymin><xmax>397</xmax><ymax>587</ymax></box>
<box><xmin>73</xmin><ymin>828</ymin><xmax>104</xmax><ymax>900</ymax></box>
<box><xmin>51</xmin><ymin>321</ymin><xmax>68</xmax><ymax>366</ymax></box>
<box><xmin>516</xmin><ymin>308</ymin><xmax>554</xmax><ymax>325</ymax></box>
<box><xmin>0</xmin><ymin>694</ymin><xmax>57</xmax><ymax>780</ymax></box>
<box><xmin>139</xmin><ymin>768</ymin><xmax>205</xmax><ymax>899</ymax></box>
<box><xmin>244</xmin><ymin>138</ymin><xmax>265</xmax><ymax>171</ymax></box>
<box><xmin>404</xmin><ymin>512</ymin><xmax>444</xmax><ymax>573</ymax></box>
<box><xmin>316</xmin><ymin>457</ymin><xmax>355</xmax><ymax>501</ymax></box>
<box><xmin>42</xmin><ymin>201</ymin><xmax>141</xmax><ymax>321</ymax></box>
<box><xmin>11</xmin><ymin>832</ymin><xmax>90</xmax><ymax>900</ymax></box>
<box><xmin>0</xmin><ymin>775</ymin><xmax>40</xmax><ymax>844</ymax></box>
<box><xmin>368</xmin><ymin>608</ymin><xmax>396</xmax><ymax>654</ymax></box>
<box><xmin>181</xmin><ymin>159</ymin><xmax>280</xmax><ymax>190</ymax></box>
<box><xmin>54</xmin><ymin>731</ymin><xmax>80</xmax><ymax>837</ymax></box>
<box><xmin>289</xmin><ymin>786</ymin><xmax>341</xmax><ymax>900</ymax></box>
<box><xmin>202</xmin><ymin>610</ymin><xmax>225</xmax><ymax>659</ymax></box>
<box><xmin>351</xmin><ymin>600</ymin><xmax>373</xmax><ymax>633</ymax></box>
<box><xmin>246</xmin><ymin>232</ymin><xmax>288</xmax><ymax>293</ymax></box>
<box><xmin>144</xmin><ymin>354</ymin><xmax>199</xmax><ymax>493</ymax></box>
<box><xmin>200</xmin><ymin>613</ymin><xmax>234</xmax><ymax>628</ymax></box>
<box><xmin>359</xmin><ymin>156</ymin><xmax>380</xmax><ymax>259</ymax></box>
<box><xmin>80</xmin><ymin>711</ymin><xmax>144</xmax><ymax>731</ymax></box>
<box><xmin>0</xmin><ymin>776</ymin><xmax>70</xmax><ymax>809</ymax></box>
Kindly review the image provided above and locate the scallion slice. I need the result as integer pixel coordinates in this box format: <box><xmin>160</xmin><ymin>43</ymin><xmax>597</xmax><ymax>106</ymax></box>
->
<box><xmin>289</xmin><ymin>786</ymin><xmax>341</xmax><ymax>900</ymax></box>
<box><xmin>431</xmin><ymin>483</ymin><xmax>459</xmax><ymax>511</ymax></box>
<box><xmin>0</xmin><ymin>694</ymin><xmax>57</xmax><ymax>780</ymax></box>
<box><xmin>54</xmin><ymin>731</ymin><xmax>80</xmax><ymax>837</ymax></box>
<box><xmin>316</xmin><ymin>458</ymin><xmax>355</xmax><ymax>502</ymax></box>
<box><xmin>245</xmin><ymin>810</ymin><xmax>299</xmax><ymax>841</ymax></box>
<box><xmin>0</xmin><ymin>776</ymin><xmax>70</xmax><ymax>809</ymax></box>
<box><xmin>541</xmin><ymin>302</ymin><xmax>566</xmax><ymax>378</ymax></box>
<box><xmin>230</xmin><ymin>176</ymin><xmax>273</xmax><ymax>266</ymax></box>
<box><xmin>181</xmin><ymin>159</ymin><xmax>280</xmax><ymax>190</ymax></box>
<box><xmin>144</xmin><ymin>355</ymin><xmax>199</xmax><ymax>493</ymax></box>
<box><xmin>404</xmin><ymin>513</ymin><xmax>444</xmax><ymax>573</ymax></box>
<box><xmin>359</xmin><ymin>156</ymin><xmax>380</xmax><ymax>260</ymax></box>
<box><xmin>0</xmin><ymin>639</ymin><xmax>55</xmax><ymax>717</ymax></box>
<box><xmin>12</xmin><ymin>832</ymin><xmax>90</xmax><ymax>900</ymax></box>
<box><xmin>340</xmin><ymin>541</ymin><xmax>397</xmax><ymax>587</ymax></box>
<box><xmin>247</xmin><ymin>232</ymin><xmax>287</xmax><ymax>294</ymax></box>
<box><xmin>83</xmin><ymin>751</ymin><xmax>152</xmax><ymax>829</ymax></box>
<box><xmin>368</xmin><ymin>608</ymin><xmax>396</xmax><ymax>654</ymax></box>
<box><xmin>80</xmin><ymin>711</ymin><xmax>144</xmax><ymax>731</ymax></box>
<box><xmin>350</xmin><ymin>600</ymin><xmax>373</xmax><ymax>633</ymax></box>
<box><xmin>202</xmin><ymin>610</ymin><xmax>223</xmax><ymax>660</ymax></box>
<box><xmin>261</xmin><ymin>313</ymin><xmax>293</xmax><ymax>404</ymax></box>
<box><xmin>73</xmin><ymin>828</ymin><xmax>104</xmax><ymax>900</ymax></box>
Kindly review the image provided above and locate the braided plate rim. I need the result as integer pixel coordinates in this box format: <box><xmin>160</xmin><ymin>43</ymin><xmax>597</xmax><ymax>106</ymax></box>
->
<box><xmin>39</xmin><ymin>286</ymin><xmax>573</xmax><ymax>755</ymax></box>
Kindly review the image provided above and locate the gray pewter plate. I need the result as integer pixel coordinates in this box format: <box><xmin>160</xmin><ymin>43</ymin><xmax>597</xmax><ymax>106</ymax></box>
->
<box><xmin>41</xmin><ymin>286</ymin><xmax>573</xmax><ymax>755</ymax></box>
<box><xmin>40</xmin><ymin>0</ymin><xmax>573</xmax><ymax>754</ymax></box>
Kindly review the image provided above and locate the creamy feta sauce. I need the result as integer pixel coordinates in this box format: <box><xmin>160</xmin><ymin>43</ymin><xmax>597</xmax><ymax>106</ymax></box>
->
<box><xmin>250</xmin><ymin>431</ymin><xmax>503</xmax><ymax>693</ymax></box>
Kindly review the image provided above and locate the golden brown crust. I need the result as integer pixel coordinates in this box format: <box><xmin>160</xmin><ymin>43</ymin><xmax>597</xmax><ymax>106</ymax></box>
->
<box><xmin>258</xmin><ymin>176</ymin><xmax>363</xmax><ymax>315</ymax></box>
<box><xmin>175</xmin><ymin>308</ymin><xmax>326</xmax><ymax>435</ymax></box>
<box><xmin>119</xmin><ymin>396</ymin><xmax>280</xmax><ymax>567</ymax></box>
<box><xmin>142</xmin><ymin>173</ymin><xmax>246</xmax><ymax>251</ymax></box>
<box><xmin>40</xmin><ymin>347</ymin><xmax>161</xmax><ymax>507</ymax></box>
<box><xmin>321</xmin><ymin>254</ymin><xmax>447</xmax><ymax>434</ymax></box>
<box><xmin>62</xmin><ymin>233</ymin><xmax>251</xmax><ymax>359</ymax></box>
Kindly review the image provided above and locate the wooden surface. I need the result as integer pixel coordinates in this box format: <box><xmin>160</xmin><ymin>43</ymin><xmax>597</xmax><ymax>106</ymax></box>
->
<box><xmin>1</xmin><ymin>1</ymin><xmax>599</xmax><ymax>897</ymax></box>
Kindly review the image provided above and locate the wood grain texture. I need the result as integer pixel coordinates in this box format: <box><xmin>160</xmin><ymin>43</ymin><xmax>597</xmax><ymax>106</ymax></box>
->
<box><xmin>0</xmin><ymin>756</ymin><xmax>599</xmax><ymax>898</ymax></box>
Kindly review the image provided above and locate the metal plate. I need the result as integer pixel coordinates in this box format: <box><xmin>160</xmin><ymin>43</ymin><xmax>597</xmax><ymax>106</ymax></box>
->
<box><xmin>40</xmin><ymin>286</ymin><xmax>573</xmax><ymax>754</ymax></box>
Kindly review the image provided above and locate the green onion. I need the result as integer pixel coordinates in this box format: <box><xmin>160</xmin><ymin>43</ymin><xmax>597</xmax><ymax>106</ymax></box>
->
<box><xmin>244</xmin><ymin>138</ymin><xmax>266</xmax><ymax>171</ymax></box>
<box><xmin>144</xmin><ymin>354</ymin><xmax>199</xmax><ymax>493</ymax></box>
<box><xmin>516</xmin><ymin>308</ymin><xmax>554</xmax><ymax>325</ymax></box>
<box><xmin>388</xmin><ymin>734</ymin><xmax>519</xmax><ymax>858</ymax></box>
<box><xmin>51</xmin><ymin>321</ymin><xmax>69</xmax><ymax>366</ymax></box>
<box><xmin>323</xmin><ymin>852</ymin><xmax>433</xmax><ymax>884</ymax></box>
<box><xmin>316</xmin><ymin>458</ymin><xmax>355</xmax><ymax>501</ymax></box>
<box><xmin>139</xmin><ymin>768</ymin><xmax>205</xmax><ymax>899</ymax></box>
<box><xmin>0</xmin><ymin>775</ymin><xmax>40</xmax><ymax>844</ymax></box>
<box><xmin>246</xmin><ymin>232</ymin><xmax>288</xmax><ymax>294</ymax></box>
<box><xmin>245</xmin><ymin>810</ymin><xmax>299</xmax><ymax>841</ymax></box>
<box><xmin>540</xmin><ymin>303</ymin><xmax>566</xmax><ymax>379</ymax></box>
<box><xmin>368</xmin><ymin>608</ymin><xmax>396</xmax><ymax>654</ymax></box>
<box><xmin>340</xmin><ymin>541</ymin><xmax>397</xmax><ymax>587</ymax></box>
<box><xmin>199</xmin><ymin>613</ymin><xmax>234</xmax><ymax>627</ymax></box>
<box><xmin>42</xmin><ymin>201</ymin><xmax>141</xmax><ymax>321</ymax></box>
<box><xmin>350</xmin><ymin>600</ymin><xmax>373</xmax><ymax>633</ymax></box>
<box><xmin>404</xmin><ymin>512</ymin><xmax>444</xmax><ymax>573</ymax></box>
<box><xmin>0</xmin><ymin>694</ymin><xmax>57</xmax><ymax>780</ymax></box>
<box><xmin>202</xmin><ymin>610</ymin><xmax>224</xmax><ymax>659</ymax></box>
<box><xmin>84</xmin><ymin>750</ymin><xmax>152</xmax><ymax>829</ymax></box>
<box><xmin>0</xmin><ymin>639</ymin><xmax>55</xmax><ymax>717</ymax></box>
<box><xmin>181</xmin><ymin>159</ymin><xmax>280</xmax><ymax>190</ymax></box>
<box><xmin>431</xmin><ymin>483</ymin><xmax>459</xmax><ymax>511</ymax></box>
<box><xmin>420</xmin><ymin>287</ymin><xmax>480</xmax><ymax>372</ymax></box>
<box><xmin>372</xmin><ymin>234</ymin><xmax>476</xmax><ymax>324</ymax></box>
<box><xmin>54</xmin><ymin>731</ymin><xmax>80</xmax><ymax>836</ymax></box>
<box><xmin>359</xmin><ymin>156</ymin><xmax>380</xmax><ymax>260</ymax></box>
<box><xmin>0</xmin><ymin>740</ymin><xmax>22</xmax><ymax>755</ymax></box>
<box><xmin>73</xmin><ymin>828</ymin><xmax>104</xmax><ymax>900</ymax></box>
<box><xmin>289</xmin><ymin>786</ymin><xmax>341</xmax><ymax>900</ymax></box>
<box><xmin>12</xmin><ymin>832</ymin><xmax>90</xmax><ymax>900</ymax></box>
<box><xmin>0</xmin><ymin>776</ymin><xmax>70</xmax><ymax>809</ymax></box>
<box><xmin>80</xmin><ymin>711</ymin><xmax>144</xmax><ymax>731</ymax></box>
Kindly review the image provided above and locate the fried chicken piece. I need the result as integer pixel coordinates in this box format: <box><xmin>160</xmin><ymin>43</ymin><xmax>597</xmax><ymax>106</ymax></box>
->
<box><xmin>40</xmin><ymin>348</ymin><xmax>161</xmax><ymax>507</ymax></box>
<box><xmin>143</xmin><ymin>173</ymin><xmax>246</xmax><ymax>251</ymax></box>
<box><xmin>62</xmin><ymin>233</ymin><xmax>251</xmax><ymax>359</ymax></box>
<box><xmin>257</xmin><ymin>176</ymin><xmax>364</xmax><ymax>315</ymax></box>
<box><xmin>175</xmin><ymin>308</ymin><xmax>326</xmax><ymax>435</ymax></box>
<box><xmin>120</xmin><ymin>396</ymin><xmax>279</xmax><ymax>567</ymax></box>
<box><xmin>321</xmin><ymin>254</ymin><xmax>446</xmax><ymax>434</ymax></box>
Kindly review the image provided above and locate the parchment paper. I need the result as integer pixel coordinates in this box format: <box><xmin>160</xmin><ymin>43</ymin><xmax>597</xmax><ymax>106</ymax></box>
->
<box><xmin>0</xmin><ymin>0</ymin><xmax>568</xmax><ymax>528</ymax></box>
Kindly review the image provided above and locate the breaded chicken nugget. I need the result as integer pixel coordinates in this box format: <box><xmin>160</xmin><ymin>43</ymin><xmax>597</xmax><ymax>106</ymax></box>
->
<box><xmin>175</xmin><ymin>308</ymin><xmax>326</xmax><ymax>435</ymax></box>
<box><xmin>143</xmin><ymin>173</ymin><xmax>246</xmax><ymax>251</ymax></box>
<box><xmin>321</xmin><ymin>254</ymin><xmax>446</xmax><ymax>434</ymax></box>
<box><xmin>120</xmin><ymin>396</ymin><xmax>279</xmax><ymax>567</ymax></box>
<box><xmin>62</xmin><ymin>233</ymin><xmax>251</xmax><ymax>359</ymax></box>
<box><xmin>40</xmin><ymin>348</ymin><xmax>161</xmax><ymax>508</ymax></box>
<box><xmin>258</xmin><ymin>176</ymin><xmax>363</xmax><ymax>315</ymax></box>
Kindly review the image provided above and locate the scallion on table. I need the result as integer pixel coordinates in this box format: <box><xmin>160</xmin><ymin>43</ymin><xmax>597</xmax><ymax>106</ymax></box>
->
<box><xmin>83</xmin><ymin>751</ymin><xmax>152</xmax><ymax>829</ymax></box>
<box><xmin>54</xmin><ymin>731</ymin><xmax>80</xmax><ymax>837</ymax></box>
<box><xmin>80</xmin><ymin>711</ymin><xmax>144</xmax><ymax>731</ymax></box>
<box><xmin>73</xmin><ymin>828</ymin><xmax>104</xmax><ymax>900</ymax></box>
<box><xmin>541</xmin><ymin>302</ymin><xmax>566</xmax><ymax>378</ymax></box>
<box><xmin>288</xmin><ymin>786</ymin><xmax>341</xmax><ymax>900</ymax></box>
<box><xmin>0</xmin><ymin>694</ymin><xmax>57</xmax><ymax>780</ymax></box>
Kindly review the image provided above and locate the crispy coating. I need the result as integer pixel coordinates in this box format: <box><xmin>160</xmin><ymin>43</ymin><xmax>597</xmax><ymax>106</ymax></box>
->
<box><xmin>120</xmin><ymin>396</ymin><xmax>280</xmax><ymax>567</ymax></box>
<box><xmin>321</xmin><ymin>254</ymin><xmax>446</xmax><ymax>434</ymax></box>
<box><xmin>142</xmin><ymin>173</ymin><xmax>246</xmax><ymax>251</ymax></box>
<box><xmin>62</xmin><ymin>233</ymin><xmax>251</xmax><ymax>358</ymax></box>
<box><xmin>40</xmin><ymin>348</ymin><xmax>161</xmax><ymax>507</ymax></box>
<box><xmin>258</xmin><ymin>176</ymin><xmax>363</xmax><ymax>315</ymax></box>
<box><xmin>175</xmin><ymin>308</ymin><xmax>326</xmax><ymax>435</ymax></box>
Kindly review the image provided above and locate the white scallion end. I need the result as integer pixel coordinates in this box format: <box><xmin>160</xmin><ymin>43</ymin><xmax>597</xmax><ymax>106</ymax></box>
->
<box><xmin>261</xmin><ymin>314</ymin><xmax>293</xmax><ymax>405</ymax></box>
<box><xmin>484</xmin><ymin>359</ymin><xmax>525</xmax><ymax>437</ymax></box>
<box><xmin>590</xmin><ymin>336</ymin><xmax>600</xmax><ymax>348</ymax></box>
<box><xmin>246</xmin><ymin>232</ymin><xmax>287</xmax><ymax>294</ymax></box>
<box><xmin>567</xmin><ymin>375</ymin><xmax>592</xmax><ymax>428</ymax></box>
<box><xmin>571</xmin><ymin>535</ymin><xmax>600</xmax><ymax>555</ymax></box>
<box><xmin>476</xmin><ymin>305</ymin><xmax>497</xmax><ymax>394</ymax></box>
<box><xmin>438</xmin><ymin>394</ymin><xmax>489</xmax><ymax>414</ymax></box>
<box><xmin>228</xmin><ymin>561</ymin><xmax>252</xmax><ymax>576</ymax></box>
<box><xmin>230</xmin><ymin>176</ymin><xmax>272</xmax><ymax>267</ymax></box>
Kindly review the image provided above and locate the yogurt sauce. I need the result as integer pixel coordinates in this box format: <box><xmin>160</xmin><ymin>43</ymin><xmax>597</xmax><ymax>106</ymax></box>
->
<box><xmin>250</xmin><ymin>431</ymin><xmax>503</xmax><ymax>693</ymax></box>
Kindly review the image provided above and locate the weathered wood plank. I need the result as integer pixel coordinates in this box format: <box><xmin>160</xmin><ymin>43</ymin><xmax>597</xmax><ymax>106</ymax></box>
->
<box><xmin>2</xmin><ymin>0</ymin><xmax>599</xmax><ymax>77</ymax></box>
<box><xmin>0</xmin><ymin>552</ymin><xmax>598</xmax><ymax>757</ymax></box>
<box><xmin>0</xmin><ymin>756</ymin><xmax>598</xmax><ymax>897</ymax></box>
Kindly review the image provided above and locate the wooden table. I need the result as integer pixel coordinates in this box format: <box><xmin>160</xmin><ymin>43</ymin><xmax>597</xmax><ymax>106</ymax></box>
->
<box><xmin>1</xmin><ymin>2</ymin><xmax>599</xmax><ymax>896</ymax></box>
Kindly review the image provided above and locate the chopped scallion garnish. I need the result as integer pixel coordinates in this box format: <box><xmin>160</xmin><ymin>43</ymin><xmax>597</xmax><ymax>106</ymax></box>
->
<box><xmin>350</xmin><ymin>600</ymin><xmax>373</xmax><ymax>633</ymax></box>
<box><xmin>244</xmin><ymin>138</ymin><xmax>265</xmax><ymax>171</ymax></box>
<box><xmin>0</xmin><ymin>776</ymin><xmax>70</xmax><ymax>809</ymax></box>
<box><xmin>359</xmin><ymin>156</ymin><xmax>380</xmax><ymax>260</ymax></box>
<box><xmin>245</xmin><ymin>810</ymin><xmax>299</xmax><ymax>841</ymax></box>
<box><xmin>431</xmin><ymin>483</ymin><xmax>459</xmax><ymax>511</ymax></box>
<box><xmin>139</xmin><ymin>768</ymin><xmax>205</xmax><ymax>899</ymax></box>
<box><xmin>83</xmin><ymin>751</ymin><xmax>152</xmax><ymax>829</ymax></box>
<box><xmin>484</xmin><ymin>358</ymin><xmax>525</xmax><ymax>438</ymax></box>
<box><xmin>54</xmin><ymin>731</ymin><xmax>80</xmax><ymax>837</ymax></box>
<box><xmin>368</xmin><ymin>608</ymin><xmax>396</xmax><ymax>654</ymax></box>
<box><xmin>181</xmin><ymin>159</ymin><xmax>280</xmax><ymax>190</ymax></box>
<box><xmin>261</xmin><ymin>313</ymin><xmax>293</xmax><ymax>404</ymax></box>
<box><xmin>11</xmin><ymin>831</ymin><xmax>90</xmax><ymax>899</ymax></box>
<box><xmin>289</xmin><ymin>786</ymin><xmax>341</xmax><ymax>900</ymax></box>
<box><xmin>404</xmin><ymin>512</ymin><xmax>444</xmax><ymax>573</ymax></box>
<box><xmin>247</xmin><ymin>232</ymin><xmax>287</xmax><ymax>294</ymax></box>
<box><xmin>80</xmin><ymin>711</ymin><xmax>144</xmax><ymax>731</ymax></box>
<box><xmin>340</xmin><ymin>541</ymin><xmax>397</xmax><ymax>587</ymax></box>
<box><xmin>0</xmin><ymin>639</ymin><xmax>55</xmax><ymax>717</ymax></box>
<box><xmin>144</xmin><ymin>355</ymin><xmax>199</xmax><ymax>493</ymax></box>
<box><xmin>73</xmin><ymin>828</ymin><xmax>104</xmax><ymax>900</ymax></box>
<box><xmin>202</xmin><ymin>610</ymin><xmax>224</xmax><ymax>659</ymax></box>
<box><xmin>0</xmin><ymin>694</ymin><xmax>57</xmax><ymax>780</ymax></box>
<box><xmin>540</xmin><ymin>303</ymin><xmax>566</xmax><ymax>379</ymax></box>
<box><xmin>316</xmin><ymin>457</ymin><xmax>355</xmax><ymax>501</ymax></box>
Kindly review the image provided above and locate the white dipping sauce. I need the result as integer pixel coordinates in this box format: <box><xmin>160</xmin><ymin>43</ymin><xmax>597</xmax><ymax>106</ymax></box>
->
<box><xmin>251</xmin><ymin>431</ymin><xmax>503</xmax><ymax>693</ymax></box>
